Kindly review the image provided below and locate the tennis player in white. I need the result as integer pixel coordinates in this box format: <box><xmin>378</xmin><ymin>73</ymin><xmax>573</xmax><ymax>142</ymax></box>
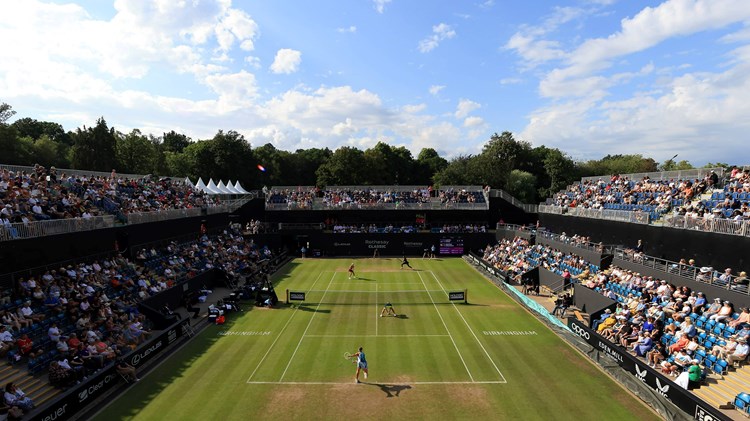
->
<box><xmin>354</xmin><ymin>347</ymin><xmax>368</xmax><ymax>383</ymax></box>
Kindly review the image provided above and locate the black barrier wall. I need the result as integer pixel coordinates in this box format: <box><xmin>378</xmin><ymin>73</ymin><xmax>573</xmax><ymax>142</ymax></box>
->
<box><xmin>567</xmin><ymin>319</ymin><xmax>730</xmax><ymax>421</ymax></box>
<box><xmin>572</xmin><ymin>283</ymin><xmax>617</xmax><ymax>319</ymax></box>
<box><xmin>281</xmin><ymin>232</ymin><xmax>496</xmax><ymax>257</ymax></box>
<box><xmin>539</xmin><ymin>214</ymin><xmax>750</xmax><ymax>274</ymax></box>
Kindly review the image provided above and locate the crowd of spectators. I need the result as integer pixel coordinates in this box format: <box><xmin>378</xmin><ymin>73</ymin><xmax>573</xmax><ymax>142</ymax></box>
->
<box><xmin>0</xmin><ymin>165</ymin><xmax>219</xmax><ymax>227</ymax></box>
<box><xmin>0</xmin><ymin>226</ymin><xmax>274</xmax><ymax>406</ymax></box>
<box><xmin>549</xmin><ymin>173</ymin><xmax>716</xmax><ymax>215</ymax></box>
<box><xmin>586</xmin><ymin>265</ymin><xmax>749</xmax><ymax>388</ymax></box>
<box><xmin>481</xmin><ymin>237</ymin><xmax>599</xmax><ymax>282</ymax></box>
<box><xmin>266</xmin><ymin>186</ymin><xmax>488</xmax><ymax>210</ymax></box>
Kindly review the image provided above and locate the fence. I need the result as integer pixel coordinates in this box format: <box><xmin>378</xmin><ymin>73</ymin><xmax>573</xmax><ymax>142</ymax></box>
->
<box><xmin>580</xmin><ymin>167</ymin><xmax>725</xmax><ymax>184</ymax></box>
<box><xmin>0</xmin><ymin>163</ymin><xmax>147</xmax><ymax>180</ymax></box>
<box><xmin>489</xmin><ymin>189</ymin><xmax>538</xmax><ymax>213</ymax></box>
<box><xmin>125</xmin><ymin>208</ymin><xmax>203</xmax><ymax>225</ymax></box>
<box><xmin>538</xmin><ymin>204</ymin><xmax>649</xmax><ymax>224</ymax></box>
<box><xmin>0</xmin><ymin>215</ymin><xmax>115</xmax><ymax>242</ymax></box>
<box><xmin>266</xmin><ymin>200</ymin><xmax>487</xmax><ymax>211</ymax></box>
<box><xmin>661</xmin><ymin>214</ymin><xmax>750</xmax><ymax>237</ymax></box>
<box><xmin>614</xmin><ymin>248</ymin><xmax>749</xmax><ymax>295</ymax></box>
<box><xmin>535</xmin><ymin>229</ymin><xmax>618</xmax><ymax>254</ymax></box>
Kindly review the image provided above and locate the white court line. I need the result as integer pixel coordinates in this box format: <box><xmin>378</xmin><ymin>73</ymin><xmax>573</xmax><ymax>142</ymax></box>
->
<box><xmin>246</xmin><ymin>381</ymin><xmax>505</xmax><ymax>385</ymax></box>
<box><xmin>375</xmin><ymin>283</ymin><xmax>378</xmax><ymax>336</ymax></box>
<box><xmin>304</xmin><ymin>334</ymin><xmax>450</xmax><ymax>338</ymax></box>
<box><xmin>429</xmin><ymin>270</ymin><xmax>507</xmax><ymax>383</ymax></box>
<box><xmin>304</xmin><ymin>289</ymin><xmax>446</xmax><ymax>293</ymax></box>
<box><xmin>278</xmin><ymin>272</ymin><xmax>337</xmax><ymax>382</ymax></box>
<box><xmin>417</xmin><ymin>271</ymin><xmax>474</xmax><ymax>382</ymax></box>
<box><xmin>246</xmin><ymin>272</ymin><xmax>326</xmax><ymax>383</ymax></box>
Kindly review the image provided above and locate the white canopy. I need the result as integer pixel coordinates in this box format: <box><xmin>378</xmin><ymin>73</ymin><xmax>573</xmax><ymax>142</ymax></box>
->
<box><xmin>234</xmin><ymin>181</ymin><xmax>250</xmax><ymax>194</ymax></box>
<box><xmin>195</xmin><ymin>178</ymin><xmax>206</xmax><ymax>191</ymax></box>
<box><xmin>204</xmin><ymin>179</ymin><xmax>223</xmax><ymax>195</ymax></box>
<box><xmin>224</xmin><ymin>180</ymin><xmax>242</xmax><ymax>194</ymax></box>
<box><xmin>184</xmin><ymin>177</ymin><xmax>194</xmax><ymax>187</ymax></box>
<box><xmin>216</xmin><ymin>180</ymin><xmax>233</xmax><ymax>194</ymax></box>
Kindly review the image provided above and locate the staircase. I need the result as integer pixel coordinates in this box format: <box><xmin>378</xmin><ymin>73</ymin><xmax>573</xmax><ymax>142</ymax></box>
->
<box><xmin>692</xmin><ymin>363</ymin><xmax>750</xmax><ymax>418</ymax></box>
<box><xmin>0</xmin><ymin>364</ymin><xmax>62</xmax><ymax>408</ymax></box>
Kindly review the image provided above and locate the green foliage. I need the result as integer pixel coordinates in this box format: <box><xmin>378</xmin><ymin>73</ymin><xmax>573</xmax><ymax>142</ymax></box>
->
<box><xmin>0</xmin><ymin>102</ymin><xmax>15</xmax><ymax>124</ymax></box>
<box><xmin>316</xmin><ymin>146</ymin><xmax>367</xmax><ymax>185</ymax></box>
<box><xmin>579</xmin><ymin>154</ymin><xmax>657</xmax><ymax>177</ymax></box>
<box><xmin>161</xmin><ymin>130</ymin><xmax>191</xmax><ymax>153</ymax></box>
<box><xmin>659</xmin><ymin>159</ymin><xmax>694</xmax><ymax>171</ymax></box>
<box><xmin>117</xmin><ymin>129</ymin><xmax>158</xmax><ymax>174</ymax></box>
<box><xmin>506</xmin><ymin>170</ymin><xmax>537</xmax><ymax>203</ymax></box>
<box><xmin>71</xmin><ymin>117</ymin><xmax>118</xmax><ymax>171</ymax></box>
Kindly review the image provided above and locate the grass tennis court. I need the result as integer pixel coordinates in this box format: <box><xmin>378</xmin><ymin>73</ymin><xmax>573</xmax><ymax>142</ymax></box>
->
<box><xmin>94</xmin><ymin>258</ymin><xmax>658</xmax><ymax>420</ymax></box>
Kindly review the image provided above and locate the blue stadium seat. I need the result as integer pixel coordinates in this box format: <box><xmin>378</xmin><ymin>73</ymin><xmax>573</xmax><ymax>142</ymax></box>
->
<box><xmin>735</xmin><ymin>393</ymin><xmax>750</xmax><ymax>415</ymax></box>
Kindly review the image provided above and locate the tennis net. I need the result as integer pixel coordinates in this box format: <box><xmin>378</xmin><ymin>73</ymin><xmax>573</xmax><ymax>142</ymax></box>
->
<box><xmin>285</xmin><ymin>289</ymin><xmax>466</xmax><ymax>305</ymax></box>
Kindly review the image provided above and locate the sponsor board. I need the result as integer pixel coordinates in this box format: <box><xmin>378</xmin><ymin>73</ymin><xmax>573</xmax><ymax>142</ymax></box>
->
<box><xmin>448</xmin><ymin>291</ymin><xmax>465</xmax><ymax>301</ymax></box>
<box><xmin>482</xmin><ymin>330</ymin><xmax>538</xmax><ymax>336</ymax></box>
<box><xmin>365</xmin><ymin>240</ymin><xmax>388</xmax><ymax>249</ymax></box>
<box><xmin>567</xmin><ymin>320</ymin><xmax>730</xmax><ymax>421</ymax></box>
<box><xmin>289</xmin><ymin>292</ymin><xmax>305</xmax><ymax>301</ymax></box>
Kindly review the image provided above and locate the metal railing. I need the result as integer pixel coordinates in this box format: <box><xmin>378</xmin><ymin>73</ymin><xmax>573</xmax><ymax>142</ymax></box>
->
<box><xmin>490</xmin><ymin>189</ymin><xmax>538</xmax><ymax>213</ymax></box>
<box><xmin>278</xmin><ymin>222</ymin><xmax>326</xmax><ymax>230</ymax></box>
<box><xmin>265</xmin><ymin>201</ymin><xmax>487</xmax><ymax>211</ymax></box>
<box><xmin>535</xmin><ymin>229</ymin><xmax>618</xmax><ymax>254</ymax></box>
<box><xmin>580</xmin><ymin>167</ymin><xmax>725</xmax><ymax>184</ymax></box>
<box><xmin>661</xmin><ymin>214</ymin><xmax>750</xmax><ymax>237</ymax></box>
<box><xmin>614</xmin><ymin>248</ymin><xmax>749</xmax><ymax>295</ymax></box>
<box><xmin>0</xmin><ymin>215</ymin><xmax>115</xmax><ymax>241</ymax></box>
<box><xmin>538</xmin><ymin>204</ymin><xmax>650</xmax><ymax>224</ymax></box>
<box><xmin>125</xmin><ymin>208</ymin><xmax>203</xmax><ymax>225</ymax></box>
<box><xmin>0</xmin><ymin>163</ymin><xmax>148</xmax><ymax>180</ymax></box>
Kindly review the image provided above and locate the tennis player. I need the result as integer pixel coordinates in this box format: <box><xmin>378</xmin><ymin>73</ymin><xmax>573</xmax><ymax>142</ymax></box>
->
<box><xmin>400</xmin><ymin>256</ymin><xmax>413</xmax><ymax>270</ymax></box>
<box><xmin>353</xmin><ymin>347</ymin><xmax>368</xmax><ymax>383</ymax></box>
<box><xmin>348</xmin><ymin>263</ymin><xmax>356</xmax><ymax>279</ymax></box>
<box><xmin>380</xmin><ymin>301</ymin><xmax>397</xmax><ymax>317</ymax></box>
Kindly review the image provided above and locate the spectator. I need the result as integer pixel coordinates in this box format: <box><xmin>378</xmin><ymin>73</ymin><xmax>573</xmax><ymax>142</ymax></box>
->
<box><xmin>727</xmin><ymin>337</ymin><xmax>749</xmax><ymax>366</ymax></box>
<box><xmin>647</xmin><ymin>342</ymin><xmax>668</xmax><ymax>368</ymax></box>
<box><xmin>632</xmin><ymin>332</ymin><xmax>653</xmax><ymax>357</ymax></box>
<box><xmin>3</xmin><ymin>383</ymin><xmax>33</xmax><ymax>412</ymax></box>
<box><xmin>729</xmin><ymin>307</ymin><xmax>749</xmax><ymax>329</ymax></box>
<box><xmin>16</xmin><ymin>334</ymin><xmax>42</xmax><ymax>360</ymax></box>
<box><xmin>48</xmin><ymin>361</ymin><xmax>77</xmax><ymax>388</ymax></box>
<box><xmin>115</xmin><ymin>359</ymin><xmax>139</xmax><ymax>382</ymax></box>
<box><xmin>710</xmin><ymin>301</ymin><xmax>734</xmax><ymax>322</ymax></box>
<box><xmin>687</xmin><ymin>360</ymin><xmax>702</xmax><ymax>390</ymax></box>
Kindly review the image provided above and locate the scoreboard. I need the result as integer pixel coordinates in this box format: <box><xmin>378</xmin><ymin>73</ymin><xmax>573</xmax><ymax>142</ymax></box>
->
<box><xmin>439</xmin><ymin>237</ymin><xmax>464</xmax><ymax>255</ymax></box>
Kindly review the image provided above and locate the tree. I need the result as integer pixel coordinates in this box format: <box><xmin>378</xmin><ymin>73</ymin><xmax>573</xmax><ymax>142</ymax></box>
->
<box><xmin>161</xmin><ymin>130</ymin><xmax>191</xmax><ymax>153</ymax></box>
<box><xmin>433</xmin><ymin>155</ymin><xmax>476</xmax><ymax>186</ymax></box>
<box><xmin>579</xmin><ymin>154</ymin><xmax>657</xmax><ymax>177</ymax></box>
<box><xmin>415</xmin><ymin>148</ymin><xmax>448</xmax><ymax>184</ymax></box>
<box><xmin>659</xmin><ymin>159</ymin><xmax>694</xmax><ymax>171</ymax></box>
<box><xmin>478</xmin><ymin>131</ymin><xmax>532</xmax><ymax>188</ymax></box>
<box><xmin>32</xmin><ymin>135</ymin><xmax>65</xmax><ymax>168</ymax></box>
<box><xmin>285</xmin><ymin>148</ymin><xmax>332</xmax><ymax>186</ymax></box>
<box><xmin>0</xmin><ymin>102</ymin><xmax>15</xmax><ymax>124</ymax></box>
<box><xmin>117</xmin><ymin>129</ymin><xmax>158</xmax><ymax>174</ymax></box>
<box><xmin>71</xmin><ymin>118</ymin><xmax>118</xmax><ymax>171</ymax></box>
<box><xmin>542</xmin><ymin>148</ymin><xmax>576</xmax><ymax>198</ymax></box>
<box><xmin>506</xmin><ymin>170</ymin><xmax>538</xmax><ymax>203</ymax></box>
<box><xmin>362</xmin><ymin>142</ymin><xmax>415</xmax><ymax>185</ymax></box>
<box><xmin>316</xmin><ymin>146</ymin><xmax>367</xmax><ymax>186</ymax></box>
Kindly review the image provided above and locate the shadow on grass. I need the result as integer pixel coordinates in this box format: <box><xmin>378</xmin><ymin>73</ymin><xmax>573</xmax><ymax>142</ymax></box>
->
<box><xmin>395</xmin><ymin>314</ymin><xmax>409</xmax><ymax>319</ymax></box>
<box><xmin>365</xmin><ymin>383</ymin><xmax>412</xmax><ymax>397</ymax></box>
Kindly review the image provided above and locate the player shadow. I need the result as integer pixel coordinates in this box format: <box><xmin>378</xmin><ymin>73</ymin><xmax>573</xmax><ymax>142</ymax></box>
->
<box><xmin>296</xmin><ymin>306</ymin><xmax>331</xmax><ymax>314</ymax></box>
<box><xmin>369</xmin><ymin>383</ymin><xmax>412</xmax><ymax>398</ymax></box>
<box><xmin>395</xmin><ymin>314</ymin><xmax>408</xmax><ymax>319</ymax></box>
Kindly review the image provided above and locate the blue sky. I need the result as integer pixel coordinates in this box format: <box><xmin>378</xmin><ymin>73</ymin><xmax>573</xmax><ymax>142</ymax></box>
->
<box><xmin>2</xmin><ymin>0</ymin><xmax>750</xmax><ymax>165</ymax></box>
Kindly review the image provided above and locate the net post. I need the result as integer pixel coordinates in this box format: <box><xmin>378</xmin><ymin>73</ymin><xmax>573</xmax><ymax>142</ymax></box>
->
<box><xmin>464</xmin><ymin>288</ymin><xmax>468</xmax><ymax>304</ymax></box>
<box><xmin>286</xmin><ymin>289</ymin><xmax>289</xmax><ymax>304</ymax></box>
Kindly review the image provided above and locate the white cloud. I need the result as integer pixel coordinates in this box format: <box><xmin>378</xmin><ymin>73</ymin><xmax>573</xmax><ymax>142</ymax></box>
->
<box><xmin>418</xmin><ymin>23</ymin><xmax>456</xmax><ymax>53</ymax></box>
<box><xmin>429</xmin><ymin>85</ymin><xmax>445</xmax><ymax>95</ymax></box>
<box><xmin>541</xmin><ymin>0</ymin><xmax>750</xmax><ymax>97</ymax></box>
<box><xmin>337</xmin><ymin>26</ymin><xmax>357</xmax><ymax>33</ymax></box>
<box><xmin>373</xmin><ymin>0</ymin><xmax>392</xmax><ymax>14</ymax></box>
<box><xmin>270</xmin><ymin>49</ymin><xmax>302</xmax><ymax>74</ymax></box>
<box><xmin>455</xmin><ymin>99</ymin><xmax>481</xmax><ymax>119</ymax></box>
<box><xmin>463</xmin><ymin>116</ymin><xmax>484</xmax><ymax>127</ymax></box>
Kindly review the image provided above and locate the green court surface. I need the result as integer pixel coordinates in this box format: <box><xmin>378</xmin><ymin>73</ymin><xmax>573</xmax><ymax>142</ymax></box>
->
<box><xmin>93</xmin><ymin>258</ymin><xmax>658</xmax><ymax>421</ymax></box>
